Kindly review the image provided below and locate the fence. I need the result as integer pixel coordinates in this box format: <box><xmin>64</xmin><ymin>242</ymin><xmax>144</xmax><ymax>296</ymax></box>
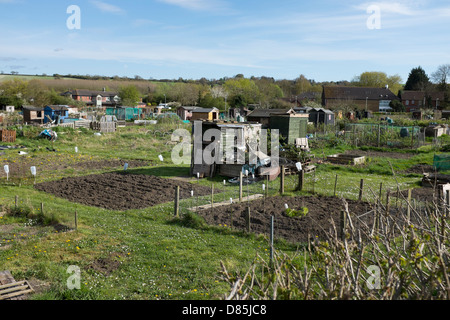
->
<box><xmin>344</xmin><ymin>123</ymin><xmax>423</xmax><ymax>148</ymax></box>
<box><xmin>90</xmin><ymin>121</ymin><xmax>117</xmax><ymax>133</ymax></box>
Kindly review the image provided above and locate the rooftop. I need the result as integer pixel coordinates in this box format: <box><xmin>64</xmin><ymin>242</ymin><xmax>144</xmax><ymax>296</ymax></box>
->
<box><xmin>323</xmin><ymin>86</ymin><xmax>399</xmax><ymax>101</ymax></box>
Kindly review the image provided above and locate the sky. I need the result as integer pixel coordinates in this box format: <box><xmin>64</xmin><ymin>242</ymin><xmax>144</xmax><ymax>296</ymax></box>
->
<box><xmin>0</xmin><ymin>0</ymin><xmax>449</xmax><ymax>83</ymax></box>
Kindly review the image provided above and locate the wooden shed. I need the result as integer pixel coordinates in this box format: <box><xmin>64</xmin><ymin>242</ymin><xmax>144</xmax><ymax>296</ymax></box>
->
<box><xmin>22</xmin><ymin>106</ymin><xmax>44</xmax><ymax>124</ymax></box>
<box><xmin>269</xmin><ymin>112</ymin><xmax>309</xmax><ymax>145</ymax></box>
<box><xmin>190</xmin><ymin>108</ymin><xmax>219</xmax><ymax>121</ymax></box>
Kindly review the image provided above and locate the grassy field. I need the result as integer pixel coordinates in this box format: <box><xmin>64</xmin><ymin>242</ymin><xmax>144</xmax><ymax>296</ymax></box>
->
<box><xmin>0</xmin><ymin>123</ymin><xmax>446</xmax><ymax>300</ymax></box>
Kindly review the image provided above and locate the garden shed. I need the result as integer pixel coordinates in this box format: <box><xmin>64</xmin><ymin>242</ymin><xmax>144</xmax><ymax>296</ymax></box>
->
<box><xmin>190</xmin><ymin>108</ymin><xmax>220</xmax><ymax>121</ymax></box>
<box><xmin>44</xmin><ymin>105</ymin><xmax>69</xmax><ymax>124</ymax></box>
<box><xmin>269</xmin><ymin>112</ymin><xmax>309</xmax><ymax>145</ymax></box>
<box><xmin>22</xmin><ymin>106</ymin><xmax>44</xmax><ymax>124</ymax></box>
<box><xmin>308</xmin><ymin>108</ymin><xmax>335</xmax><ymax>126</ymax></box>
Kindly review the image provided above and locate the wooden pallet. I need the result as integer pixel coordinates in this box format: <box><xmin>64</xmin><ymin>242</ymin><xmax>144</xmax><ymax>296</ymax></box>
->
<box><xmin>0</xmin><ymin>130</ymin><xmax>16</xmax><ymax>143</ymax></box>
<box><xmin>0</xmin><ymin>271</ymin><xmax>34</xmax><ymax>300</ymax></box>
<box><xmin>304</xmin><ymin>165</ymin><xmax>316</xmax><ymax>174</ymax></box>
<box><xmin>0</xmin><ymin>281</ymin><xmax>34</xmax><ymax>300</ymax></box>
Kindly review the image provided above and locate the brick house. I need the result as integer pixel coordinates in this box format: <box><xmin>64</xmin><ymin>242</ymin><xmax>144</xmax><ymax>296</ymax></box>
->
<box><xmin>62</xmin><ymin>89</ymin><xmax>120</xmax><ymax>107</ymax></box>
<box><xmin>400</xmin><ymin>91</ymin><xmax>446</xmax><ymax>111</ymax></box>
<box><xmin>322</xmin><ymin>86</ymin><xmax>400</xmax><ymax>112</ymax></box>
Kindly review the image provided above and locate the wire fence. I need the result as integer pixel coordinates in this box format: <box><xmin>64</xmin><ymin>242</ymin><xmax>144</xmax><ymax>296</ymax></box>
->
<box><xmin>173</xmin><ymin>168</ymin><xmax>417</xmax><ymax>220</ymax></box>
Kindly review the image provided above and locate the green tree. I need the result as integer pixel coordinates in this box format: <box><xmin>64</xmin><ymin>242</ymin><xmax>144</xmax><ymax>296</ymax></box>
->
<box><xmin>223</xmin><ymin>78</ymin><xmax>260</xmax><ymax>108</ymax></box>
<box><xmin>118</xmin><ymin>85</ymin><xmax>141</xmax><ymax>106</ymax></box>
<box><xmin>353</xmin><ymin>71</ymin><xmax>403</xmax><ymax>95</ymax></box>
<box><xmin>404</xmin><ymin>66</ymin><xmax>430</xmax><ymax>91</ymax></box>
<box><xmin>389</xmin><ymin>100</ymin><xmax>405</xmax><ymax>112</ymax></box>
<box><xmin>198</xmin><ymin>93</ymin><xmax>225</xmax><ymax>110</ymax></box>
<box><xmin>0</xmin><ymin>78</ymin><xmax>28</xmax><ymax>108</ymax></box>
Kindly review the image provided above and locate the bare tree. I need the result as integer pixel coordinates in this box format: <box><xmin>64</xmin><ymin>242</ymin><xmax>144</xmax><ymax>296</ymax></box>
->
<box><xmin>432</xmin><ymin>64</ymin><xmax>450</xmax><ymax>91</ymax></box>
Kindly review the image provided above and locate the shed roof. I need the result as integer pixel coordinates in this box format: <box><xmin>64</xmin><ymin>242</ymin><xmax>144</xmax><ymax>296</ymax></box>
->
<box><xmin>22</xmin><ymin>106</ymin><xmax>44</xmax><ymax>111</ymax></box>
<box><xmin>45</xmin><ymin>105</ymin><xmax>69</xmax><ymax>111</ymax></box>
<box><xmin>247</xmin><ymin>108</ymin><xmax>292</xmax><ymax>118</ymax></box>
<box><xmin>191</xmin><ymin>107</ymin><xmax>219</xmax><ymax>113</ymax></box>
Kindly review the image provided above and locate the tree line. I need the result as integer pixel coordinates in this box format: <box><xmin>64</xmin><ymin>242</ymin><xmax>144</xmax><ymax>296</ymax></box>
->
<box><xmin>1</xmin><ymin>65</ymin><xmax>449</xmax><ymax>111</ymax></box>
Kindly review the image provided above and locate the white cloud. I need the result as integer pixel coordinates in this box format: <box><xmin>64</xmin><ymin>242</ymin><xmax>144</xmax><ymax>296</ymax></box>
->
<box><xmin>156</xmin><ymin>0</ymin><xmax>232</xmax><ymax>13</ymax></box>
<box><xmin>90</xmin><ymin>1</ymin><xmax>125</xmax><ymax>14</ymax></box>
<box><xmin>354</xmin><ymin>0</ymin><xmax>434</xmax><ymax>16</ymax></box>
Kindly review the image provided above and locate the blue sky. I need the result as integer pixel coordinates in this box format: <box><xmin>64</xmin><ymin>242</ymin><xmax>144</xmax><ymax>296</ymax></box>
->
<box><xmin>0</xmin><ymin>0</ymin><xmax>449</xmax><ymax>82</ymax></box>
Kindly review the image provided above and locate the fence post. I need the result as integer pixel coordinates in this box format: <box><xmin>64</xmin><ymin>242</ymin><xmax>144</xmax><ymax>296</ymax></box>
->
<box><xmin>246</xmin><ymin>207</ymin><xmax>251</xmax><ymax>233</ymax></box>
<box><xmin>270</xmin><ymin>216</ymin><xmax>274</xmax><ymax>267</ymax></box>
<box><xmin>174</xmin><ymin>186</ymin><xmax>180</xmax><ymax>217</ymax></box>
<box><xmin>407</xmin><ymin>188</ymin><xmax>412</xmax><ymax>225</ymax></box>
<box><xmin>280</xmin><ymin>166</ymin><xmax>285</xmax><ymax>194</ymax></box>
<box><xmin>359</xmin><ymin>179</ymin><xmax>364</xmax><ymax>201</ymax></box>
<box><xmin>377</xmin><ymin>124</ymin><xmax>381</xmax><ymax>147</ymax></box>
<box><xmin>75</xmin><ymin>210</ymin><xmax>78</xmax><ymax>231</ymax></box>
<box><xmin>239</xmin><ymin>171</ymin><xmax>243</xmax><ymax>202</ymax></box>
<box><xmin>211</xmin><ymin>184</ymin><xmax>214</xmax><ymax>213</ymax></box>
<box><xmin>334</xmin><ymin>174</ymin><xmax>338</xmax><ymax>197</ymax></box>
<box><xmin>340</xmin><ymin>210</ymin><xmax>347</xmax><ymax>241</ymax></box>
<box><xmin>297</xmin><ymin>170</ymin><xmax>304</xmax><ymax>191</ymax></box>
<box><xmin>40</xmin><ymin>203</ymin><xmax>44</xmax><ymax>216</ymax></box>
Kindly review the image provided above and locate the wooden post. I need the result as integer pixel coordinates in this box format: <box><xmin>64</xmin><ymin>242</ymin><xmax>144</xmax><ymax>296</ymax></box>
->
<box><xmin>407</xmin><ymin>189</ymin><xmax>412</xmax><ymax>225</ymax></box>
<box><xmin>334</xmin><ymin>174</ymin><xmax>338</xmax><ymax>197</ymax></box>
<box><xmin>340</xmin><ymin>210</ymin><xmax>347</xmax><ymax>241</ymax></box>
<box><xmin>174</xmin><ymin>186</ymin><xmax>180</xmax><ymax>217</ymax></box>
<box><xmin>239</xmin><ymin>171</ymin><xmax>243</xmax><ymax>203</ymax></box>
<box><xmin>211</xmin><ymin>184</ymin><xmax>214</xmax><ymax>213</ymax></box>
<box><xmin>359</xmin><ymin>179</ymin><xmax>364</xmax><ymax>201</ymax></box>
<box><xmin>297</xmin><ymin>170</ymin><xmax>304</xmax><ymax>191</ymax></box>
<box><xmin>312</xmin><ymin>170</ymin><xmax>316</xmax><ymax>195</ymax></box>
<box><xmin>379</xmin><ymin>182</ymin><xmax>383</xmax><ymax>200</ymax></box>
<box><xmin>40</xmin><ymin>203</ymin><xmax>44</xmax><ymax>216</ymax></box>
<box><xmin>246</xmin><ymin>207</ymin><xmax>251</xmax><ymax>233</ymax></box>
<box><xmin>75</xmin><ymin>210</ymin><xmax>78</xmax><ymax>231</ymax></box>
<box><xmin>230</xmin><ymin>202</ymin><xmax>233</xmax><ymax>230</ymax></box>
<box><xmin>280</xmin><ymin>166</ymin><xmax>285</xmax><ymax>194</ymax></box>
<box><xmin>270</xmin><ymin>216</ymin><xmax>274</xmax><ymax>267</ymax></box>
<box><xmin>385</xmin><ymin>189</ymin><xmax>391</xmax><ymax>220</ymax></box>
<box><xmin>377</xmin><ymin>124</ymin><xmax>381</xmax><ymax>147</ymax></box>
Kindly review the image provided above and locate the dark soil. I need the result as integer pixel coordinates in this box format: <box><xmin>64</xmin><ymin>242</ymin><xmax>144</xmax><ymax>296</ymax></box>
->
<box><xmin>196</xmin><ymin>195</ymin><xmax>374</xmax><ymax>244</ymax></box>
<box><xmin>402</xmin><ymin>164</ymin><xmax>434</xmax><ymax>175</ymax></box>
<box><xmin>86</xmin><ymin>254</ymin><xmax>124</xmax><ymax>276</ymax></box>
<box><xmin>34</xmin><ymin>172</ymin><xmax>217</xmax><ymax>211</ymax></box>
<box><xmin>395</xmin><ymin>187</ymin><xmax>436</xmax><ymax>203</ymax></box>
<box><xmin>1</xmin><ymin>158</ymin><xmax>150</xmax><ymax>177</ymax></box>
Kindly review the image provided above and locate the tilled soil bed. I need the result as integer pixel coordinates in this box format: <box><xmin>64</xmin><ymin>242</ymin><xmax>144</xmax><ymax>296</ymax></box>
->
<box><xmin>35</xmin><ymin>172</ymin><xmax>216</xmax><ymax>211</ymax></box>
<box><xmin>197</xmin><ymin>195</ymin><xmax>374</xmax><ymax>244</ymax></box>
